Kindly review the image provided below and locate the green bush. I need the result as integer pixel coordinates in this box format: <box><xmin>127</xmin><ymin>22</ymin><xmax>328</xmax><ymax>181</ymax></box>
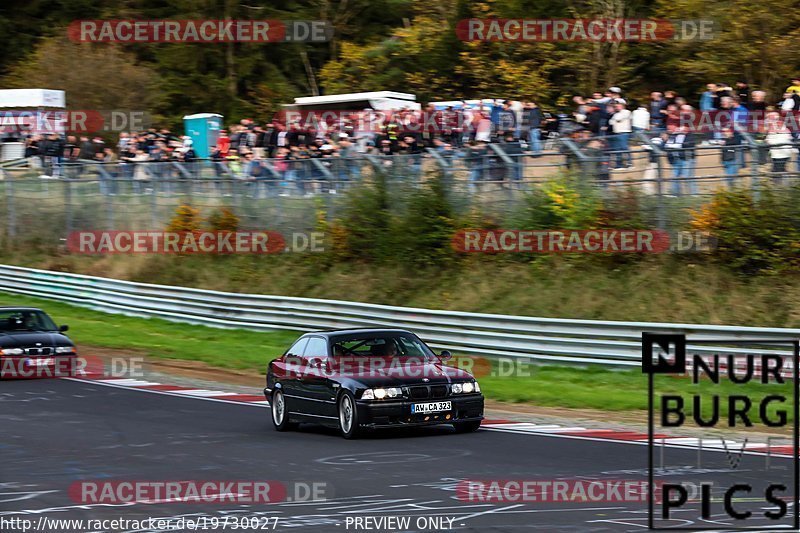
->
<box><xmin>515</xmin><ymin>173</ymin><xmax>600</xmax><ymax>229</ymax></box>
<box><xmin>393</xmin><ymin>172</ymin><xmax>457</xmax><ymax>268</ymax></box>
<box><xmin>337</xmin><ymin>172</ymin><xmax>393</xmax><ymax>262</ymax></box>
<box><xmin>207</xmin><ymin>207</ymin><xmax>240</xmax><ymax>231</ymax></box>
<box><xmin>691</xmin><ymin>187</ymin><xmax>800</xmax><ymax>274</ymax></box>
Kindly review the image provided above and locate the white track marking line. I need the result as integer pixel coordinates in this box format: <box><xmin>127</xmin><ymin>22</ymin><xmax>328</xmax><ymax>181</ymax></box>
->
<box><xmin>65</xmin><ymin>378</ymin><xmax>269</xmax><ymax>408</ymax></box>
<box><xmin>169</xmin><ymin>389</ymin><xmax>240</xmax><ymax>397</ymax></box>
<box><xmin>480</xmin><ymin>426</ymin><xmax>795</xmax><ymax>459</ymax></box>
<box><xmin>95</xmin><ymin>378</ymin><xmax>159</xmax><ymax>386</ymax></box>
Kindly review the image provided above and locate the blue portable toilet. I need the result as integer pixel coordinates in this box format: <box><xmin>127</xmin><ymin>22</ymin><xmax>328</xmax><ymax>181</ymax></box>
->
<box><xmin>183</xmin><ymin>113</ymin><xmax>223</xmax><ymax>158</ymax></box>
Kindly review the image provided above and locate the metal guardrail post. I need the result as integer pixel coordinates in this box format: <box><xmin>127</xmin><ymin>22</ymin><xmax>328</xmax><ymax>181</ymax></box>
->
<box><xmin>106</xmin><ymin>185</ymin><xmax>115</xmax><ymax>230</ymax></box>
<box><xmin>739</xmin><ymin>131</ymin><xmax>760</xmax><ymax>198</ymax></box>
<box><xmin>151</xmin><ymin>183</ymin><xmax>159</xmax><ymax>228</ymax></box>
<box><xmin>426</xmin><ymin>148</ymin><xmax>454</xmax><ymax>202</ymax></box>
<box><xmin>488</xmin><ymin>143</ymin><xmax>515</xmax><ymax>166</ymax></box>
<box><xmin>363</xmin><ymin>154</ymin><xmax>385</xmax><ymax>175</ymax></box>
<box><xmin>259</xmin><ymin>160</ymin><xmax>284</xmax><ymax>211</ymax></box>
<box><xmin>310</xmin><ymin>158</ymin><xmax>335</xmax><ymax>181</ymax></box>
<box><xmin>426</xmin><ymin>148</ymin><xmax>452</xmax><ymax>175</ymax></box>
<box><xmin>261</xmin><ymin>160</ymin><xmax>282</xmax><ymax>181</ymax></box>
<box><xmin>4</xmin><ymin>171</ymin><xmax>16</xmax><ymax>238</ymax></box>
<box><xmin>64</xmin><ymin>178</ymin><xmax>73</xmax><ymax>236</ymax></box>
<box><xmin>488</xmin><ymin>144</ymin><xmax>517</xmax><ymax>201</ymax></box>
<box><xmin>559</xmin><ymin>138</ymin><xmax>592</xmax><ymax>194</ymax></box>
<box><xmin>635</xmin><ymin>132</ymin><xmax>666</xmax><ymax>230</ymax></box>
<box><xmin>171</xmin><ymin>161</ymin><xmax>194</xmax><ymax>180</ymax></box>
<box><xmin>310</xmin><ymin>160</ymin><xmax>336</xmax><ymax>220</ymax></box>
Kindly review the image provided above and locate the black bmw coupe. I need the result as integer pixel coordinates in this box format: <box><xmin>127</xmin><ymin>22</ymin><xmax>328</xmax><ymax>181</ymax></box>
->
<box><xmin>0</xmin><ymin>307</ymin><xmax>76</xmax><ymax>378</ymax></box>
<box><xmin>265</xmin><ymin>329</ymin><xmax>484</xmax><ymax>438</ymax></box>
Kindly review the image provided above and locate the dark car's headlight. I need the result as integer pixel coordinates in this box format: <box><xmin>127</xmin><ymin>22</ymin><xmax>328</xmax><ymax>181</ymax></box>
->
<box><xmin>0</xmin><ymin>348</ymin><xmax>24</xmax><ymax>355</ymax></box>
<box><xmin>361</xmin><ymin>387</ymin><xmax>401</xmax><ymax>400</ymax></box>
<box><xmin>452</xmin><ymin>381</ymin><xmax>480</xmax><ymax>394</ymax></box>
<box><xmin>55</xmin><ymin>346</ymin><xmax>77</xmax><ymax>354</ymax></box>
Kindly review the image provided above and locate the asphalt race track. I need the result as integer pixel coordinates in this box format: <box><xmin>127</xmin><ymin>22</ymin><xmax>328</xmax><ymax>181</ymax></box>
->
<box><xmin>1</xmin><ymin>378</ymin><xmax>795</xmax><ymax>532</ymax></box>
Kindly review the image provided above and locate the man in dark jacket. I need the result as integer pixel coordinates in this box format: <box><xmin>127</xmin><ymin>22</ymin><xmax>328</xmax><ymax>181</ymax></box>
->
<box><xmin>496</xmin><ymin>101</ymin><xmax>517</xmax><ymax>141</ymax></box>
<box><xmin>78</xmin><ymin>136</ymin><xmax>94</xmax><ymax>160</ymax></box>
<box><xmin>665</xmin><ymin>125</ymin><xmax>696</xmax><ymax>196</ymax></box>
<box><xmin>526</xmin><ymin>100</ymin><xmax>544</xmax><ymax>155</ymax></box>
<box><xmin>44</xmin><ymin>133</ymin><xmax>65</xmax><ymax>177</ymax></box>
<box><xmin>650</xmin><ymin>92</ymin><xmax>667</xmax><ymax>131</ymax></box>
<box><xmin>735</xmin><ymin>81</ymin><xmax>750</xmax><ymax>108</ymax></box>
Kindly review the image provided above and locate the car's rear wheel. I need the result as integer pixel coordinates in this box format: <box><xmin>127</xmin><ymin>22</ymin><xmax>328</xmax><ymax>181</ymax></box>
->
<box><xmin>271</xmin><ymin>389</ymin><xmax>296</xmax><ymax>431</ymax></box>
<box><xmin>337</xmin><ymin>391</ymin><xmax>360</xmax><ymax>439</ymax></box>
<box><xmin>454</xmin><ymin>420</ymin><xmax>481</xmax><ymax>433</ymax></box>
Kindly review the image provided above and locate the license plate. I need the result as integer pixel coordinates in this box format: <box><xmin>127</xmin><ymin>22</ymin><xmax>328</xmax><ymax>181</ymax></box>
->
<box><xmin>30</xmin><ymin>358</ymin><xmax>54</xmax><ymax>366</ymax></box>
<box><xmin>411</xmin><ymin>401</ymin><xmax>451</xmax><ymax>414</ymax></box>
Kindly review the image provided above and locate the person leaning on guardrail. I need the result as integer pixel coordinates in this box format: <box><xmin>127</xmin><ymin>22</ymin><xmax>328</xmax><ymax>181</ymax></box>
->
<box><xmin>766</xmin><ymin>124</ymin><xmax>796</xmax><ymax>185</ymax></box>
<box><xmin>665</xmin><ymin>124</ymin><xmax>697</xmax><ymax>196</ymax></box>
<box><xmin>720</xmin><ymin>129</ymin><xmax>740</xmax><ymax>187</ymax></box>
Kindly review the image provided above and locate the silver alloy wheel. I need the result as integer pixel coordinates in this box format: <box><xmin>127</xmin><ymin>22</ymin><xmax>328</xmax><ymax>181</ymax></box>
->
<box><xmin>339</xmin><ymin>394</ymin><xmax>353</xmax><ymax>434</ymax></box>
<box><xmin>272</xmin><ymin>390</ymin><xmax>285</xmax><ymax>425</ymax></box>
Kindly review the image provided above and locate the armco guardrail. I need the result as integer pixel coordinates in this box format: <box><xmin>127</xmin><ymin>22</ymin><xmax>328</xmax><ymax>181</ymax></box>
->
<box><xmin>0</xmin><ymin>264</ymin><xmax>797</xmax><ymax>366</ymax></box>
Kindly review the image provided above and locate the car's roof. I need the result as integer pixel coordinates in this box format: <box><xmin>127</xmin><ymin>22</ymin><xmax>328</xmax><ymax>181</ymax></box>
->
<box><xmin>0</xmin><ymin>307</ymin><xmax>43</xmax><ymax>311</ymax></box>
<box><xmin>304</xmin><ymin>328</ymin><xmax>413</xmax><ymax>338</ymax></box>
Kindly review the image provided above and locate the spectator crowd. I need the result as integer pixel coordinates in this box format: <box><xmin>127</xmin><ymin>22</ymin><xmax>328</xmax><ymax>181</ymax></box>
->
<box><xmin>8</xmin><ymin>78</ymin><xmax>800</xmax><ymax>195</ymax></box>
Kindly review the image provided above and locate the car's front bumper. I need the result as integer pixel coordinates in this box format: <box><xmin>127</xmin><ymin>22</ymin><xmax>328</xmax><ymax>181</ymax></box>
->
<box><xmin>0</xmin><ymin>355</ymin><xmax>78</xmax><ymax>379</ymax></box>
<box><xmin>356</xmin><ymin>394</ymin><xmax>484</xmax><ymax>429</ymax></box>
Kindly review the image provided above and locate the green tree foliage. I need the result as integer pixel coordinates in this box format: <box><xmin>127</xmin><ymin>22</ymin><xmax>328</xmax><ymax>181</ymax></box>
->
<box><xmin>2</xmin><ymin>0</ymin><xmax>799</xmax><ymax>125</ymax></box>
<box><xmin>4</xmin><ymin>38</ymin><xmax>161</xmax><ymax>113</ymax></box>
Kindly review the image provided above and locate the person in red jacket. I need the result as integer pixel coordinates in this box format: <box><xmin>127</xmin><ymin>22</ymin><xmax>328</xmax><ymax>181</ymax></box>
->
<box><xmin>216</xmin><ymin>130</ymin><xmax>231</xmax><ymax>157</ymax></box>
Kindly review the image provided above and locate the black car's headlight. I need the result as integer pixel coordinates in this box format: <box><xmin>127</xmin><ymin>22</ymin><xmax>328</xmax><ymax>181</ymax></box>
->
<box><xmin>55</xmin><ymin>346</ymin><xmax>77</xmax><ymax>354</ymax></box>
<box><xmin>361</xmin><ymin>387</ymin><xmax>401</xmax><ymax>400</ymax></box>
<box><xmin>0</xmin><ymin>348</ymin><xmax>24</xmax><ymax>355</ymax></box>
<box><xmin>452</xmin><ymin>381</ymin><xmax>480</xmax><ymax>394</ymax></box>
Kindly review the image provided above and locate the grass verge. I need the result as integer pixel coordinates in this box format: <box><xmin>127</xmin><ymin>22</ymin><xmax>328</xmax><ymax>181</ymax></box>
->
<box><xmin>0</xmin><ymin>292</ymin><xmax>298</xmax><ymax>370</ymax></box>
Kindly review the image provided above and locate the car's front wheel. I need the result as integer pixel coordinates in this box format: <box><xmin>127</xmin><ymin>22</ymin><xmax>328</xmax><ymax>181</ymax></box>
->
<box><xmin>454</xmin><ymin>420</ymin><xmax>482</xmax><ymax>433</ymax></box>
<box><xmin>337</xmin><ymin>391</ymin><xmax>360</xmax><ymax>439</ymax></box>
<box><xmin>271</xmin><ymin>389</ymin><xmax>296</xmax><ymax>431</ymax></box>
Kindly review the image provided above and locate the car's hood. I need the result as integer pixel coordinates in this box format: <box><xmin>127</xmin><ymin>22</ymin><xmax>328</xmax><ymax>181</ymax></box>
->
<box><xmin>329</xmin><ymin>358</ymin><xmax>475</xmax><ymax>386</ymax></box>
<box><xmin>0</xmin><ymin>331</ymin><xmax>73</xmax><ymax>348</ymax></box>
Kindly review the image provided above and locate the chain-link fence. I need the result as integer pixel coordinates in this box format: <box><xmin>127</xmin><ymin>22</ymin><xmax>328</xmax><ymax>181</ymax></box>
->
<box><xmin>1</xmin><ymin>136</ymin><xmax>798</xmax><ymax>243</ymax></box>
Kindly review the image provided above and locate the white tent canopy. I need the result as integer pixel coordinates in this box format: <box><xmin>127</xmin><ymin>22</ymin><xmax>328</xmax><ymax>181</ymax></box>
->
<box><xmin>0</xmin><ymin>89</ymin><xmax>65</xmax><ymax>108</ymax></box>
<box><xmin>289</xmin><ymin>91</ymin><xmax>420</xmax><ymax>111</ymax></box>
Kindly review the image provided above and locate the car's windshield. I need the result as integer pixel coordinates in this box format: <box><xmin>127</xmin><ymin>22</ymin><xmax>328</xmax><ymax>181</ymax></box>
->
<box><xmin>331</xmin><ymin>333</ymin><xmax>435</xmax><ymax>360</ymax></box>
<box><xmin>0</xmin><ymin>310</ymin><xmax>58</xmax><ymax>332</ymax></box>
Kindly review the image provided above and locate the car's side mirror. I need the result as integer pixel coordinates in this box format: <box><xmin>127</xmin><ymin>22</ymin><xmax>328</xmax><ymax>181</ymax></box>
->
<box><xmin>59</xmin><ymin>325</ymin><xmax>69</xmax><ymax>332</ymax></box>
<box><xmin>439</xmin><ymin>350</ymin><xmax>452</xmax><ymax>360</ymax></box>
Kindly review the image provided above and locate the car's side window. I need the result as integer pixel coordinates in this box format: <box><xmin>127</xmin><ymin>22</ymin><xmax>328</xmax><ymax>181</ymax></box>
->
<box><xmin>303</xmin><ymin>337</ymin><xmax>329</xmax><ymax>358</ymax></box>
<box><xmin>286</xmin><ymin>338</ymin><xmax>308</xmax><ymax>357</ymax></box>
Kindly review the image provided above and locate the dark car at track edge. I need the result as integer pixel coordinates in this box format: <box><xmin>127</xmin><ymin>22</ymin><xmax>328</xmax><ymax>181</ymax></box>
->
<box><xmin>0</xmin><ymin>307</ymin><xmax>77</xmax><ymax>379</ymax></box>
<box><xmin>265</xmin><ymin>328</ymin><xmax>484</xmax><ymax>438</ymax></box>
